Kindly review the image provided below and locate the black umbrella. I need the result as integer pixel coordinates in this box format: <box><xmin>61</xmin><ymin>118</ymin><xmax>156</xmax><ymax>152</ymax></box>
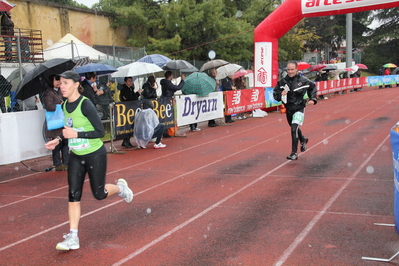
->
<box><xmin>162</xmin><ymin>59</ymin><xmax>198</xmax><ymax>71</ymax></box>
<box><xmin>15</xmin><ymin>58</ymin><xmax>76</xmax><ymax>100</ymax></box>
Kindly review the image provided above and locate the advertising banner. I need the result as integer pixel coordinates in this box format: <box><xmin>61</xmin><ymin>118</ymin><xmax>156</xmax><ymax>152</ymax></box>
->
<box><xmin>175</xmin><ymin>92</ymin><xmax>224</xmax><ymax>126</ymax></box>
<box><xmin>113</xmin><ymin>97</ymin><xmax>174</xmax><ymax>140</ymax></box>
<box><xmin>390</xmin><ymin>127</ymin><xmax>399</xmax><ymax>234</ymax></box>
<box><xmin>301</xmin><ymin>0</ymin><xmax>397</xmax><ymax>15</ymax></box>
<box><xmin>254</xmin><ymin>42</ymin><xmax>272</xmax><ymax>88</ymax></box>
<box><xmin>316</xmin><ymin>77</ymin><xmax>368</xmax><ymax>95</ymax></box>
<box><xmin>225</xmin><ymin>88</ymin><xmax>265</xmax><ymax>115</ymax></box>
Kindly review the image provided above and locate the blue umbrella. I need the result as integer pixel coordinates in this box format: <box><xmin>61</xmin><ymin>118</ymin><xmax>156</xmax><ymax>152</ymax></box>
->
<box><xmin>74</xmin><ymin>63</ymin><xmax>117</xmax><ymax>76</ymax></box>
<box><xmin>137</xmin><ymin>54</ymin><xmax>171</xmax><ymax>67</ymax></box>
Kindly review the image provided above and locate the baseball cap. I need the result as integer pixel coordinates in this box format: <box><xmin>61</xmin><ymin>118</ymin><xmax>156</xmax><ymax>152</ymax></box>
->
<box><xmin>59</xmin><ymin>70</ymin><xmax>80</xmax><ymax>82</ymax></box>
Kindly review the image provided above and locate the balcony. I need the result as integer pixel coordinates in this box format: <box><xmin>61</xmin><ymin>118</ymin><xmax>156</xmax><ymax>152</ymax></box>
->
<box><xmin>0</xmin><ymin>28</ymin><xmax>44</xmax><ymax>63</ymax></box>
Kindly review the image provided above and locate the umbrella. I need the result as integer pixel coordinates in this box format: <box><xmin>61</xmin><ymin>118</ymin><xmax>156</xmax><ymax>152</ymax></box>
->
<box><xmin>199</xmin><ymin>59</ymin><xmax>229</xmax><ymax>72</ymax></box>
<box><xmin>297</xmin><ymin>62</ymin><xmax>311</xmax><ymax>70</ymax></box>
<box><xmin>111</xmin><ymin>62</ymin><xmax>164</xmax><ymax>78</ymax></box>
<box><xmin>355</xmin><ymin>63</ymin><xmax>368</xmax><ymax>69</ymax></box>
<box><xmin>344</xmin><ymin>66</ymin><xmax>358</xmax><ymax>74</ymax></box>
<box><xmin>310</xmin><ymin>64</ymin><xmax>326</xmax><ymax>72</ymax></box>
<box><xmin>180</xmin><ymin>67</ymin><xmax>199</xmax><ymax>73</ymax></box>
<box><xmin>163</xmin><ymin>59</ymin><xmax>197</xmax><ymax>71</ymax></box>
<box><xmin>182</xmin><ymin>72</ymin><xmax>216</xmax><ymax>97</ymax></box>
<box><xmin>215</xmin><ymin>64</ymin><xmax>242</xmax><ymax>80</ymax></box>
<box><xmin>383</xmin><ymin>63</ymin><xmax>397</xmax><ymax>68</ymax></box>
<box><xmin>233</xmin><ymin>69</ymin><xmax>253</xmax><ymax>79</ymax></box>
<box><xmin>7</xmin><ymin>65</ymin><xmax>35</xmax><ymax>92</ymax></box>
<box><xmin>137</xmin><ymin>54</ymin><xmax>171</xmax><ymax>67</ymax></box>
<box><xmin>98</xmin><ymin>59</ymin><xmax>125</xmax><ymax>68</ymax></box>
<box><xmin>74</xmin><ymin>63</ymin><xmax>117</xmax><ymax>76</ymax></box>
<box><xmin>0</xmin><ymin>0</ymin><xmax>16</xmax><ymax>12</ymax></box>
<box><xmin>15</xmin><ymin>58</ymin><xmax>76</xmax><ymax>100</ymax></box>
<box><xmin>323</xmin><ymin>65</ymin><xmax>338</xmax><ymax>71</ymax></box>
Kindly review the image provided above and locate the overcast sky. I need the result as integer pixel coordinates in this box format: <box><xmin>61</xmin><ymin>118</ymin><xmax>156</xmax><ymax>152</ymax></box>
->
<box><xmin>75</xmin><ymin>0</ymin><xmax>99</xmax><ymax>8</ymax></box>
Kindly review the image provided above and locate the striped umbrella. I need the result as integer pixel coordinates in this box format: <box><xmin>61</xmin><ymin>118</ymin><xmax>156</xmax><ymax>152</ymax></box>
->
<box><xmin>182</xmin><ymin>72</ymin><xmax>216</xmax><ymax>97</ymax></box>
<box><xmin>383</xmin><ymin>63</ymin><xmax>397</xmax><ymax>68</ymax></box>
<box><xmin>137</xmin><ymin>54</ymin><xmax>171</xmax><ymax>67</ymax></box>
<box><xmin>0</xmin><ymin>0</ymin><xmax>16</xmax><ymax>12</ymax></box>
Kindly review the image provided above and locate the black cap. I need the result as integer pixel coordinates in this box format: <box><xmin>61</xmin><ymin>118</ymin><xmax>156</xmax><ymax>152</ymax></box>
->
<box><xmin>59</xmin><ymin>70</ymin><xmax>80</xmax><ymax>82</ymax></box>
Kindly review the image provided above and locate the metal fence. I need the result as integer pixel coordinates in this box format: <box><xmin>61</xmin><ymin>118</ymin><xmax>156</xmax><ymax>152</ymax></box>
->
<box><xmin>93</xmin><ymin>45</ymin><xmax>146</xmax><ymax>65</ymax></box>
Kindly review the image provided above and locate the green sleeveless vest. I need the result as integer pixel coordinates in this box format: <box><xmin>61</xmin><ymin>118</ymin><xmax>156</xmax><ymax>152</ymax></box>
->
<box><xmin>63</xmin><ymin>97</ymin><xmax>103</xmax><ymax>155</ymax></box>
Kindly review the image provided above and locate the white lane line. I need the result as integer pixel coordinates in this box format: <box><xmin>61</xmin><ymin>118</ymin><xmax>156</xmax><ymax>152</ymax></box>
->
<box><xmin>273</xmin><ymin>135</ymin><xmax>390</xmax><ymax>266</ymax></box>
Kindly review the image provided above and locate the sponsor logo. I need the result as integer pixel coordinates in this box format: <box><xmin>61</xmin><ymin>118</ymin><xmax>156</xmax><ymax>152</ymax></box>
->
<box><xmin>257</xmin><ymin>67</ymin><xmax>267</xmax><ymax>85</ymax></box>
<box><xmin>304</xmin><ymin>0</ymin><xmax>363</xmax><ymax>8</ymax></box>
<box><xmin>232</xmin><ymin>90</ymin><xmax>241</xmax><ymax>105</ymax></box>
<box><xmin>251</xmin><ymin>89</ymin><xmax>259</xmax><ymax>102</ymax></box>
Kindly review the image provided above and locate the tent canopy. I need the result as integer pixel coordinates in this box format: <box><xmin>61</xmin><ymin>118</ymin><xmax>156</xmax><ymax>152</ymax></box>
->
<box><xmin>43</xmin><ymin>33</ymin><xmax>110</xmax><ymax>62</ymax></box>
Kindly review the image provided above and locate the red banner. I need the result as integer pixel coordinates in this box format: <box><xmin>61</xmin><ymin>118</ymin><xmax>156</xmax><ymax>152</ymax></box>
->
<box><xmin>224</xmin><ymin>88</ymin><xmax>265</xmax><ymax>115</ymax></box>
<box><xmin>316</xmin><ymin>77</ymin><xmax>368</xmax><ymax>95</ymax></box>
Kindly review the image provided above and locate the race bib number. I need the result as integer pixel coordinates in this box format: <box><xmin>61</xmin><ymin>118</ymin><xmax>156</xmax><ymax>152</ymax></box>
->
<box><xmin>68</xmin><ymin>127</ymin><xmax>91</xmax><ymax>151</ymax></box>
<box><xmin>292</xmin><ymin>111</ymin><xmax>304</xmax><ymax>125</ymax></box>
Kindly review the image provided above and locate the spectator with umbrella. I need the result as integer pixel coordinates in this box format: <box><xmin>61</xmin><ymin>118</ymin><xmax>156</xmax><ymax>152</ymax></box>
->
<box><xmin>119</xmin><ymin>76</ymin><xmax>142</xmax><ymax>148</ymax></box>
<box><xmin>43</xmin><ymin>74</ymin><xmax>69</xmax><ymax>171</ymax></box>
<box><xmin>141</xmin><ymin>75</ymin><xmax>158</xmax><ymax>100</ymax></box>
<box><xmin>221</xmin><ymin>71</ymin><xmax>236</xmax><ymax>123</ymax></box>
<box><xmin>1</xmin><ymin>10</ymin><xmax>14</xmax><ymax>61</ymax></box>
<box><xmin>207</xmin><ymin>68</ymin><xmax>220</xmax><ymax>127</ymax></box>
<box><xmin>97</xmin><ymin>80</ymin><xmax>114</xmax><ymax>120</ymax></box>
<box><xmin>160</xmin><ymin>70</ymin><xmax>185</xmax><ymax>97</ymax></box>
<box><xmin>233</xmin><ymin>71</ymin><xmax>249</xmax><ymax>120</ymax></box>
<box><xmin>80</xmin><ymin>72</ymin><xmax>103</xmax><ymax>106</ymax></box>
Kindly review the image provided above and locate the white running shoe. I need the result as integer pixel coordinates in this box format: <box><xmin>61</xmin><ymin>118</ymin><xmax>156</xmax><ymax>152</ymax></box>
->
<box><xmin>154</xmin><ymin>142</ymin><xmax>166</xmax><ymax>149</ymax></box>
<box><xmin>117</xmin><ymin>179</ymin><xmax>134</xmax><ymax>203</ymax></box>
<box><xmin>56</xmin><ymin>233</ymin><xmax>80</xmax><ymax>250</ymax></box>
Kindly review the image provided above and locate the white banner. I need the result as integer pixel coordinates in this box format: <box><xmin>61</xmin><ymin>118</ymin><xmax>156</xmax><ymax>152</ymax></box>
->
<box><xmin>0</xmin><ymin>110</ymin><xmax>50</xmax><ymax>165</ymax></box>
<box><xmin>175</xmin><ymin>92</ymin><xmax>224</xmax><ymax>126</ymax></box>
<box><xmin>302</xmin><ymin>0</ymin><xmax>397</xmax><ymax>14</ymax></box>
<box><xmin>254</xmin><ymin>42</ymin><xmax>272</xmax><ymax>88</ymax></box>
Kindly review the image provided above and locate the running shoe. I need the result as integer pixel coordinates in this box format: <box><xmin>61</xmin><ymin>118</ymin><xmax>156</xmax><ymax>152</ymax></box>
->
<box><xmin>300</xmin><ymin>138</ymin><xmax>309</xmax><ymax>152</ymax></box>
<box><xmin>117</xmin><ymin>179</ymin><xmax>134</xmax><ymax>203</ymax></box>
<box><xmin>191</xmin><ymin>128</ymin><xmax>201</xmax><ymax>131</ymax></box>
<box><xmin>154</xmin><ymin>143</ymin><xmax>166</xmax><ymax>149</ymax></box>
<box><xmin>56</xmin><ymin>233</ymin><xmax>79</xmax><ymax>250</ymax></box>
<box><xmin>286</xmin><ymin>153</ymin><xmax>298</xmax><ymax>160</ymax></box>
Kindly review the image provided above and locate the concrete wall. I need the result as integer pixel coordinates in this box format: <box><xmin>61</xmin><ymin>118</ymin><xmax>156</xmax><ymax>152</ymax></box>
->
<box><xmin>10</xmin><ymin>0</ymin><xmax>130</xmax><ymax>49</ymax></box>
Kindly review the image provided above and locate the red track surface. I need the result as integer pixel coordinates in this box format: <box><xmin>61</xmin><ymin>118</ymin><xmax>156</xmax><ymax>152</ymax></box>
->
<box><xmin>1</xmin><ymin>86</ymin><xmax>399</xmax><ymax>265</ymax></box>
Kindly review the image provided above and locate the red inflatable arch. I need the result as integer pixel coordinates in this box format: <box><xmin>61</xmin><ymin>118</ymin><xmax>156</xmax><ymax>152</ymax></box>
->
<box><xmin>254</xmin><ymin>0</ymin><xmax>399</xmax><ymax>88</ymax></box>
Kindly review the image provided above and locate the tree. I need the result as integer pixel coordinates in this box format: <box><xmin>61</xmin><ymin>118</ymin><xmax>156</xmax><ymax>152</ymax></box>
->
<box><xmin>363</xmin><ymin>8</ymin><xmax>399</xmax><ymax>73</ymax></box>
<box><xmin>97</xmin><ymin>0</ymin><xmax>255</xmax><ymax>61</ymax></box>
<box><xmin>279</xmin><ymin>24</ymin><xmax>319</xmax><ymax>62</ymax></box>
<box><xmin>303</xmin><ymin>11</ymin><xmax>371</xmax><ymax>62</ymax></box>
<box><xmin>45</xmin><ymin>0</ymin><xmax>88</xmax><ymax>8</ymax></box>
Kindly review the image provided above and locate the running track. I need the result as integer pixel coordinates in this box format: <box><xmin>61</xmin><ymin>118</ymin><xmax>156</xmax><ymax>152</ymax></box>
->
<box><xmin>1</xmin><ymin>86</ymin><xmax>399</xmax><ymax>265</ymax></box>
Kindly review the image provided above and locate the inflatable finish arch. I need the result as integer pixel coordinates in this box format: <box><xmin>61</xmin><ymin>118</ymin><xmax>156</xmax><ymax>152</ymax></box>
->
<box><xmin>254</xmin><ymin>0</ymin><xmax>399</xmax><ymax>88</ymax></box>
